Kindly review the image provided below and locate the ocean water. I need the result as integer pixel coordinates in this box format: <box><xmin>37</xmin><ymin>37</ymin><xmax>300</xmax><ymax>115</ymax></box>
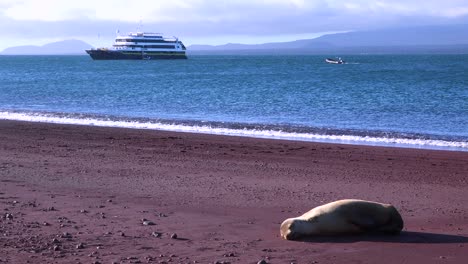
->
<box><xmin>0</xmin><ymin>55</ymin><xmax>467</xmax><ymax>151</ymax></box>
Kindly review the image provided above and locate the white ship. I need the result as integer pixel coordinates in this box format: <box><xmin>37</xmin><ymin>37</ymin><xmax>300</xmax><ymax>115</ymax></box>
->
<box><xmin>86</xmin><ymin>32</ymin><xmax>187</xmax><ymax>60</ymax></box>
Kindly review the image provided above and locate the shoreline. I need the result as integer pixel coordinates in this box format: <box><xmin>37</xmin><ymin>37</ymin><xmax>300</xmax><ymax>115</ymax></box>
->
<box><xmin>1</xmin><ymin>112</ymin><xmax>467</xmax><ymax>152</ymax></box>
<box><xmin>1</xmin><ymin>119</ymin><xmax>467</xmax><ymax>263</ymax></box>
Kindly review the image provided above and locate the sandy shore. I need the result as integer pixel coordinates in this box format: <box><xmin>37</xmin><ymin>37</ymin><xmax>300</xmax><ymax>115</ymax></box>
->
<box><xmin>1</xmin><ymin>120</ymin><xmax>467</xmax><ymax>263</ymax></box>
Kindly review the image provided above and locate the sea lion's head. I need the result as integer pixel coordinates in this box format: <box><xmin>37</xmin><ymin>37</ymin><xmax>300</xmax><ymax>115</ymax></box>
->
<box><xmin>280</xmin><ymin>218</ymin><xmax>312</xmax><ymax>240</ymax></box>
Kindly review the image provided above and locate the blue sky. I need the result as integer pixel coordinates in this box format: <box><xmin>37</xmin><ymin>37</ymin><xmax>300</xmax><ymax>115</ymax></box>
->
<box><xmin>1</xmin><ymin>0</ymin><xmax>468</xmax><ymax>49</ymax></box>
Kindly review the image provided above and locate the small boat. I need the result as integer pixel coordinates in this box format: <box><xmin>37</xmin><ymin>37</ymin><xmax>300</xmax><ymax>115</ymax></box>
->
<box><xmin>325</xmin><ymin>57</ymin><xmax>344</xmax><ymax>64</ymax></box>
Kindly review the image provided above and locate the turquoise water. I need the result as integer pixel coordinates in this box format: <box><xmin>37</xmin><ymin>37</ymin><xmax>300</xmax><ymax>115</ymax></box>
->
<box><xmin>0</xmin><ymin>55</ymin><xmax>467</xmax><ymax>150</ymax></box>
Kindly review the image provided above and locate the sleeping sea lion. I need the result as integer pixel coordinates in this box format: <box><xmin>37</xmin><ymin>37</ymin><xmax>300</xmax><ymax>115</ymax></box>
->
<box><xmin>280</xmin><ymin>199</ymin><xmax>404</xmax><ymax>240</ymax></box>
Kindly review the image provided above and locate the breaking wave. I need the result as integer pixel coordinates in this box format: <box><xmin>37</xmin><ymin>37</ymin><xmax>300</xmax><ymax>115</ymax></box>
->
<box><xmin>1</xmin><ymin>110</ymin><xmax>467</xmax><ymax>151</ymax></box>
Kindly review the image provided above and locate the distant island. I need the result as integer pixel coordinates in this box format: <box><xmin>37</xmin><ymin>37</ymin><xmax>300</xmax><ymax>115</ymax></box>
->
<box><xmin>188</xmin><ymin>24</ymin><xmax>468</xmax><ymax>55</ymax></box>
<box><xmin>2</xmin><ymin>24</ymin><xmax>468</xmax><ymax>55</ymax></box>
<box><xmin>0</xmin><ymin>40</ymin><xmax>92</xmax><ymax>55</ymax></box>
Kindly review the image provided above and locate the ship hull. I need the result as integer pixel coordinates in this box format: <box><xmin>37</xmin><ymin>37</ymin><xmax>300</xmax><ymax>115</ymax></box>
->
<box><xmin>86</xmin><ymin>49</ymin><xmax>187</xmax><ymax>60</ymax></box>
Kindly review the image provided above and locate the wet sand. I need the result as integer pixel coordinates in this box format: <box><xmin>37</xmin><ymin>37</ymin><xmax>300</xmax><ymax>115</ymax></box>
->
<box><xmin>1</xmin><ymin>120</ymin><xmax>467</xmax><ymax>263</ymax></box>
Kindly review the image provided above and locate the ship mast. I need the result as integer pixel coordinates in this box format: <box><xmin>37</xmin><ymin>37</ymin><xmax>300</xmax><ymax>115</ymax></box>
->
<box><xmin>137</xmin><ymin>18</ymin><xmax>143</xmax><ymax>33</ymax></box>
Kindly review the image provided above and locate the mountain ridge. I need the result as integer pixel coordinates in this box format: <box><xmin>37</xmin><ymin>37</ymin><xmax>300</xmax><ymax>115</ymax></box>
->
<box><xmin>1</xmin><ymin>39</ymin><xmax>92</xmax><ymax>55</ymax></box>
<box><xmin>188</xmin><ymin>24</ymin><xmax>468</xmax><ymax>53</ymax></box>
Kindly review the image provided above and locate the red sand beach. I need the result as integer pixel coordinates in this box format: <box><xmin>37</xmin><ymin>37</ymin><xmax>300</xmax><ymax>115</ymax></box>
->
<box><xmin>1</xmin><ymin>120</ymin><xmax>467</xmax><ymax>263</ymax></box>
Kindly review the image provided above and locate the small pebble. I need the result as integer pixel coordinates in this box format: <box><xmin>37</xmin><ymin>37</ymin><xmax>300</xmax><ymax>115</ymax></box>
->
<box><xmin>152</xmin><ymin>232</ymin><xmax>161</xmax><ymax>238</ymax></box>
<box><xmin>76</xmin><ymin>243</ymin><xmax>84</xmax><ymax>249</ymax></box>
<box><xmin>170</xmin><ymin>233</ymin><xmax>178</xmax><ymax>239</ymax></box>
<box><xmin>257</xmin><ymin>260</ymin><xmax>268</xmax><ymax>264</ymax></box>
<box><xmin>142</xmin><ymin>220</ymin><xmax>155</xmax><ymax>226</ymax></box>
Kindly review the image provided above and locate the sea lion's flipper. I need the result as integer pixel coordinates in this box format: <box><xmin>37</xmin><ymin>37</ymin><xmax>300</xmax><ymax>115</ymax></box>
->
<box><xmin>348</xmin><ymin>217</ymin><xmax>378</xmax><ymax>232</ymax></box>
<box><xmin>350</xmin><ymin>214</ymin><xmax>403</xmax><ymax>234</ymax></box>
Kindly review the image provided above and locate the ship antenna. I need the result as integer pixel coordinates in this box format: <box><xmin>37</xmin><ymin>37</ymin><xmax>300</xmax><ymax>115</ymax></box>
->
<box><xmin>137</xmin><ymin>18</ymin><xmax>143</xmax><ymax>33</ymax></box>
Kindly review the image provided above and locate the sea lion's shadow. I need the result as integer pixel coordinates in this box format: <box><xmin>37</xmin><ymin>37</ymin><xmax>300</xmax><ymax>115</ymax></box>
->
<box><xmin>298</xmin><ymin>231</ymin><xmax>468</xmax><ymax>244</ymax></box>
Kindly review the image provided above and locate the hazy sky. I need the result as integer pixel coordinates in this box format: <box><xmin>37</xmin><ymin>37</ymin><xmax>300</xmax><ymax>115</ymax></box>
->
<box><xmin>1</xmin><ymin>0</ymin><xmax>468</xmax><ymax>49</ymax></box>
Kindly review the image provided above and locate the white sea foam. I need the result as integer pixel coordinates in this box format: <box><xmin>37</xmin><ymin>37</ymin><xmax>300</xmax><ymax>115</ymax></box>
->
<box><xmin>1</xmin><ymin>111</ymin><xmax>467</xmax><ymax>151</ymax></box>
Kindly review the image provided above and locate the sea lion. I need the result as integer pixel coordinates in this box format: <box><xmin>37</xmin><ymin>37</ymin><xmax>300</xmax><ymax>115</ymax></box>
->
<box><xmin>280</xmin><ymin>199</ymin><xmax>404</xmax><ymax>240</ymax></box>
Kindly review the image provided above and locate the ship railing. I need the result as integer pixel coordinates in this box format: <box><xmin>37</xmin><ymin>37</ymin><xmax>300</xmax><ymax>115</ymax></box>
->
<box><xmin>128</xmin><ymin>32</ymin><xmax>164</xmax><ymax>37</ymax></box>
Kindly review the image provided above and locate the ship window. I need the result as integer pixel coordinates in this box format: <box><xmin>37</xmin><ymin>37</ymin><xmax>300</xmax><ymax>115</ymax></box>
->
<box><xmin>123</xmin><ymin>39</ymin><xmax>177</xmax><ymax>43</ymax></box>
<box><xmin>146</xmin><ymin>45</ymin><xmax>176</xmax><ymax>49</ymax></box>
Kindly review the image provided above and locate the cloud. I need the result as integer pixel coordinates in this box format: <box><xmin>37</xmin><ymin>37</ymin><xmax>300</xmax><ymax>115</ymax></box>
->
<box><xmin>4</xmin><ymin>0</ymin><xmax>468</xmax><ymax>22</ymax></box>
<box><xmin>0</xmin><ymin>0</ymin><xmax>467</xmax><ymax>48</ymax></box>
